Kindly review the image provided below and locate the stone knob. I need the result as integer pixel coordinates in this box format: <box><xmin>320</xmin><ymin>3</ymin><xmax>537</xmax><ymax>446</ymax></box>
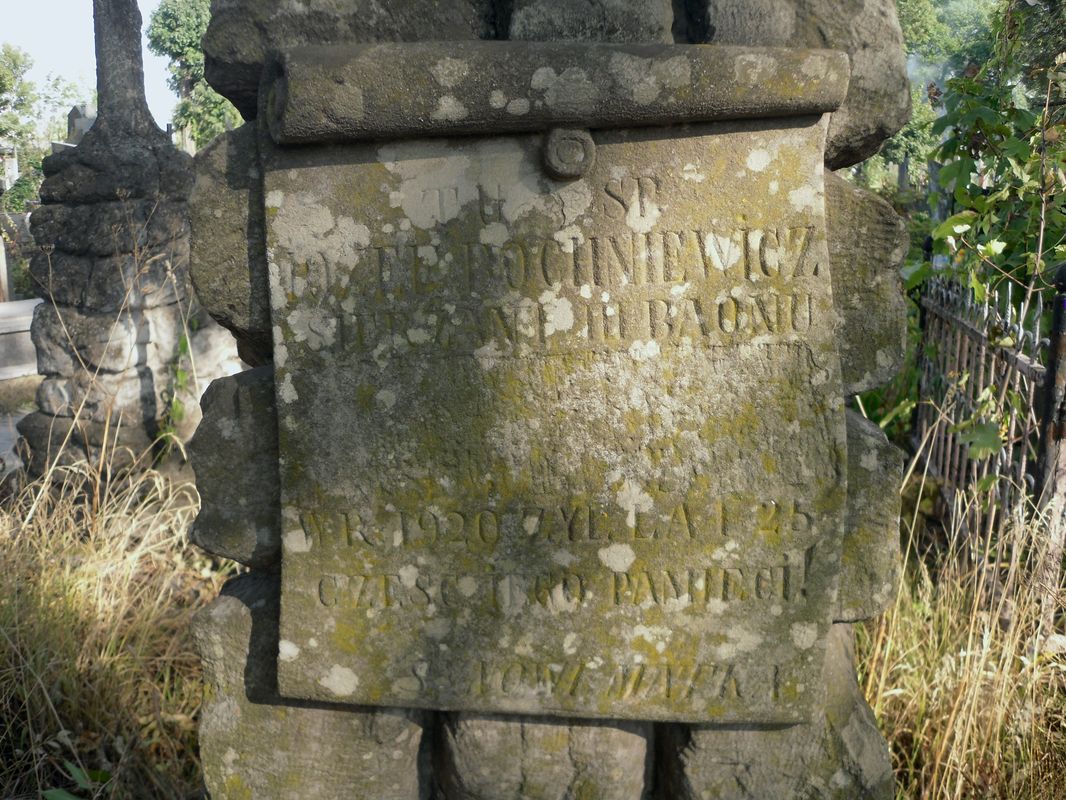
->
<box><xmin>543</xmin><ymin>128</ymin><xmax>596</xmax><ymax>180</ymax></box>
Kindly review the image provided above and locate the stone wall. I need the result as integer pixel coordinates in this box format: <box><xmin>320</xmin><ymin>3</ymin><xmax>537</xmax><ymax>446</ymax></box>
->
<box><xmin>190</xmin><ymin>1</ymin><xmax>909</xmax><ymax>797</ymax></box>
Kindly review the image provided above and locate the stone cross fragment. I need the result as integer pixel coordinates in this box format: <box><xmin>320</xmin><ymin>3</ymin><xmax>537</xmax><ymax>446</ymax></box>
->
<box><xmin>188</xmin><ymin>1</ymin><xmax>910</xmax><ymax>797</ymax></box>
<box><xmin>17</xmin><ymin>0</ymin><xmax>238</xmax><ymax>475</ymax></box>
<box><xmin>699</xmin><ymin>0</ymin><xmax>911</xmax><ymax>169</ymax></box>
<box><xmin>91</xmin><ymin>0</ymin><xmax>157</xmax><ymax>137</ymax></box>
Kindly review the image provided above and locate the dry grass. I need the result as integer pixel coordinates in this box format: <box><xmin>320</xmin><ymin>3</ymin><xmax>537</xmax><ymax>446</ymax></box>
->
<box><xmin>858</xmin><ymin>465</ymin><xmax>1066</xmax><ymax>799</ymax></box>
<box><xmin>0</xmin><ymin>459</ymin><xmax>231</xmax><ymax>799</ymax></box>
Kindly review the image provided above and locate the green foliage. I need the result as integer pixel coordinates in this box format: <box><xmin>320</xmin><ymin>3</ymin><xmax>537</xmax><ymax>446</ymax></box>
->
<box><xmin>883</xmin><ymin>85</ymin><xmax>942</xmax><ymax>168</ymax></box>
<box><xmin>147</xmin><ymin>0</ymin><xmax>239</xmax><ymax>148</ymax></box>
<box><xmin>0</xmin><ymin>150</ymin><xmax>42</xmax><ymax>212</ymax></box>
<box><xmin>939</xmin><ymin>0</ymin><xmax>999</xmax><ymax>73</ymax></box>
<box><xmin>1010</xmin><ymin>0</ymin><xmax>1066</xmax><ymax>76</ymax></box>
<box><xmin>898</xmin><ymin>0</ymin><xmax>953</xmax><ymax>60</ymax></box>
<box><xmin>43</xmin><ymin>761</ymin><xmax>112</xmax><ymax>800</ymax></box>
<box><xmin>0</xmin><ymin>41</ymin><xmax>80</xmax><ymax>215</ymax></box>
<box><xmin>0</xmin><ymin>43</ymin><xmax>37</xmax><ymax>147</ymax></box>
<box><xmin>173</xmin><ymin>80</ymin><xmax>239</xmax><ymax>149</ymax></box>
<box><xmin>930</xmin><ymin>43</ymin><xmax>1065</xmax><ymax>291</ymax></box>
<box><xmin>0</xmin><ymin>43</ymin><xmax>80</xmax><ymax>149</ymax></box>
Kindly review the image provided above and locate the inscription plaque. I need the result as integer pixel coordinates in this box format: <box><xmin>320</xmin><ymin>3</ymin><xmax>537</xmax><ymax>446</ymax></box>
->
<box><xmin>267</xmin><ymin>118</ymin><xmax>847</xmax><ymax>722</ymax></box>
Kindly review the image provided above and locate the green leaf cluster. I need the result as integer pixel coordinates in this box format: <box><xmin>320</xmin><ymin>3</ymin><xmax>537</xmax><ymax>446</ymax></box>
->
<box><xmin>882</xmin><ymin>84</ymin><xmax>943</xmax><ymax>167</ymax></box>
<box><xmin>930</xmin><ymin>42</ymin><xmax>1065</xmax><ymax>289</ymax></box>
<box><xmin>147</xmin><ymin>0</ymin><xmax>240</xmax><ymax>149</ymax></box>
<box><xmin>42</xmin><ymin>760</ymin><xmax>111</xmax><ymax>800</ymax></box>
<box><xmin>0</xmin><ymin>43</ymin><xmax>37</xmax><ymax>147</ymax></box>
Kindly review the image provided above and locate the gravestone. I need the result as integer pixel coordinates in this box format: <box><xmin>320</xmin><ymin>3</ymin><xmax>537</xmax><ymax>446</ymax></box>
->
<box><xmin>190</xmin><ymin>1</ymin><xmax>909</xmax><ymax>797</ymax></box>
<box><xmin>17</xmin><ymin>0</ymin><xmax>238</xmax><ymax>475</ymax></box>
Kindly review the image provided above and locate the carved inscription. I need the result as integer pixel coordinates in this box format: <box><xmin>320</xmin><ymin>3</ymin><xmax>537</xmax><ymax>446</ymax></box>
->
<box><xmin>270</xmin><ymin>122</ymin><xmax>847</xmax><ymax>723</ymax></box>
<box><xmin>271</xmin><ymin>174</ymin><xmax>826</xmax><ymax>359</ymax></box>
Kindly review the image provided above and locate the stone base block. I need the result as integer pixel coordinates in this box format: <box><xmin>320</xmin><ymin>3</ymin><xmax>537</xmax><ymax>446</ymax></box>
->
<box><xmin>194</xmin><ymin>572</ymin><xmax>431</xmax><ymax>800</ymax></box>
<box><xmin>30</xmin><ymin>199</ymin><xmax>188</xmax><ymax>258</ymax></box>
<box><xmin>203</xmin><ymin>0</ymin><xmax>494</xmax><ymax>118</ymax></box>
<box><xmin>438</xmin><ymin>713</ymin><xmax>652</xmax><ymax>799</ymax></box>
<box><xmin>509</xmin><ymin>0</ymin><xmax>673</xmax><ymax>43</ymax></box>
<box><xmin>16</xmin><ymin>410</ymin><xmax>157</xmax><ymax>474</ymax></box>
<box><xmin>826</xmin><ymin>172</ymin><xmax>909</xmax><ymax>395</ymax></box>
<box><xmin>31</xmin><ymin>302</ymin><xmax>185</xmax><ymax>377</ymax></box>
<box><xmin>658</xmin><ymin>624</ymin><xmax>893</xmax><ymax>799</ymax></box>
<box><xmin>839</xmin><ymin>410</ymin><xmax>904</xmax><ymax>622</ymax></box>
<box><xmin>29</xmin><ymin>243</ymin><xmax>190</xmax><ymax>312</ymax></box>
<box><xmin>698</xmin><ymin>0</ymin><xmax>910</xmax><ymax>168</ymax></box>
<box><xmin>190</xmin><ymin>123</ymin><xmax>272</xmax><ymax>361</ymax></box>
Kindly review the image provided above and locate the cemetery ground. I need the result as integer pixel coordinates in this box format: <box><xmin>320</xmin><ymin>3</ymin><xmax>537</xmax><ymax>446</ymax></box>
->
<box><xmin>0</xmin><ymin>396</ymin><xmax>1061</xmax><ymax>798</ymax></box>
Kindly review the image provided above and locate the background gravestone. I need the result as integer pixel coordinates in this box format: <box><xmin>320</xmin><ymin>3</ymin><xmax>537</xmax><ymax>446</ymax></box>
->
<box><xmin>190</xmin><ymin>2</ymin><xmax>909</xmax><ymax>797</ymax></box>
<box><xmin>17</xmin><ymin>0</ymin><xmax>238</xmax><ymax>476</ymax></box>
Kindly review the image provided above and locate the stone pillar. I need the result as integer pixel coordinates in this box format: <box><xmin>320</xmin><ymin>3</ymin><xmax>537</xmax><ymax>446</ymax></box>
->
<box><xmin>18</xmin><ymin>0</ymin><xmax>239</xmax><ymax>475</ymax></box>
<box><xmin>189</xmin><ymin>2</ymin><xmax>910</xmax><ymax>798</ymax></box>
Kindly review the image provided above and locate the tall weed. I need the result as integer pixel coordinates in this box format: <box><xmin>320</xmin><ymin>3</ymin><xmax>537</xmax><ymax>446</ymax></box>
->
<box><xmin>0</xmin><ymin>461</ymin><xmax>230</xmax><ymax>799</ymax></box>
<box><xmin>859</xmin><ymin>455</ymin><xmax>1066</xmax><ymax>799</ymax></box>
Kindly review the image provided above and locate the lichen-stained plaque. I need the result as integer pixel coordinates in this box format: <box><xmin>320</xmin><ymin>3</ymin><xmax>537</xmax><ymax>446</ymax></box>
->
<box><xmin>265</xmin><ymin>43</ymin><xmax>850</xmax><ymax>723</ymax></box>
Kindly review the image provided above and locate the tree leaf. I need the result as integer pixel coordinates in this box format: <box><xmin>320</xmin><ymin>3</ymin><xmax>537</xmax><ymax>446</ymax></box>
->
<box><xmin>958</xmin><ymin>423</ymin><xmax>1003</xmax><ymax>459</ymax></box>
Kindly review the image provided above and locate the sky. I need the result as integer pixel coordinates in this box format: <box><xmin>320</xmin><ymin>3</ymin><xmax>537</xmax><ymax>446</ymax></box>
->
<box><xmin>4</xmin><ymin>0</ymin><xmax>177</xmax><ymax>131</ymax></box>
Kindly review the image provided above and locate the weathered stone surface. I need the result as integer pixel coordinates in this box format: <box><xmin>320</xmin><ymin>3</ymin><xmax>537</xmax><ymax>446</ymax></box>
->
<box><xmin>189</xmin><ymin>123</ymin><xmax>272</xmax><ymax>363</ymax></box>
<box><xmin>838</xmin><ymin>410</ymin><xmax>902</xmax><ymax>622</ymax></box>
<box><xmin>826</xmin><ymin>171</ymin><xmax>908</xmax><ymax>394</ymax></box>
<box><xmin>203</xmin><ymin>0</ymin><xmax>494</xmax><ymax>119</ymax></box>
<box><xmin>39</xmin><ymin>137</ymin><xmax>192</xmax><ymax>204</ymax></box>
<box><xmin>267</xmin><ymin>42</ymin><xmax>850</xmax><ymax>145</ymax></box>
<box><xmin>194</xmin><ymin>571</ymin><xmax>429</xmax><ymax>800</ymax></box>
<box><xmin>698</xmin><ymin>0</ymin><xmax>795</xmax><ymax>45</ymax></box>
<box><xmin>267</xmin><ymin>108</ymin><xmax>848</xmax><ymax>722</ymax></box>
<box><xmin>509</xmin><ymin>0</ymin><xmax>673</xmax><ymax>43</ymax></box>
<box><xmin>16</xmin><ymin>410</ymin><xmax>156</xmax><ymax>474</ymax></box>
<box><xmin>29</xmin><ymin>200</ymin><xmax>188</xmax><ymax>258</ymax></box>
<box><xmin>28</xmin><ymin>243</ymin><xmax>190</xmax><ymax>311</ymax></box>
<box><xmin>438</xmin><ymin>713</ymin><xmax>651</xmax><ymax>799</ymax></box>
<box><xmin>659</xmin><ymin>623</ymin><xmax>893</xmax><ymax>799</ymax></box>
<box><xmin>698</xmin><ymin>0</ymin><xmax>911</xmax><ymax>168</ymax></box>
<box><xmin>189</xmin><ymin>367</ymin><xmax>281</xmax><ymax>571</ymax></box>
<box><xmin>31</xmin><ymin>303</ymin><xmax>184</xmax><ymax>376</ymax></box>
<box><xmin>37</xmin><ymin>367</ymin><xmax>172</xmax><ymax>424</ymax></box>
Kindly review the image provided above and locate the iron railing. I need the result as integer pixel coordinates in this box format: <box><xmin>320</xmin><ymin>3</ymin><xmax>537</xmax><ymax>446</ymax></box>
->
<box><xmin>916</xmin><ymin>276</ymin><xmax>1051</xmax><ymax>544</ymax></box>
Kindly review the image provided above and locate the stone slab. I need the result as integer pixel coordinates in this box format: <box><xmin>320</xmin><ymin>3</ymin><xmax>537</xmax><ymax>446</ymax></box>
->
<box><xmin>266</xmin><ymin>116</ymin><xmax>848</xmax><ymax>723</ymax></box>
<box><xmin>838</xmin><ymin>409</ymin><xmax>903</xmax><ymax>622</ymax></box>
<box><xmin>0</xmin><ymin>300</ymin><xmax>43</xmax><ymax>382</ymax></box>
<box><xmin>189</xmin><ymin>367</ymin><xmax>281</xmax><ymax>571</ymax></box>
<box><xmin>825</xmin><ymin>171</ymin><xmax>908</xmax><ymax>394</ymax></box>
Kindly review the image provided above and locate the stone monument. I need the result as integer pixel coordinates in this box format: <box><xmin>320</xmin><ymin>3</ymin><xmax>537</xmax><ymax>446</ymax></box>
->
<box><xmin>18</xmin><ymin>0</ymin><xmax>239</xmax><ymax>475</ymax></box>
<box><xmin>190</xmin><ymin>1</ymin><xmax>909</xmax><ymax>797</ymax></box>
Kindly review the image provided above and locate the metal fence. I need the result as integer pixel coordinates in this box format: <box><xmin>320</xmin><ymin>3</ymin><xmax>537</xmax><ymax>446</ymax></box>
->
<box><xmin>915</xmin><ymin>276</ymin><xmax>1051</xmax><ymax>545</ymax></box>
